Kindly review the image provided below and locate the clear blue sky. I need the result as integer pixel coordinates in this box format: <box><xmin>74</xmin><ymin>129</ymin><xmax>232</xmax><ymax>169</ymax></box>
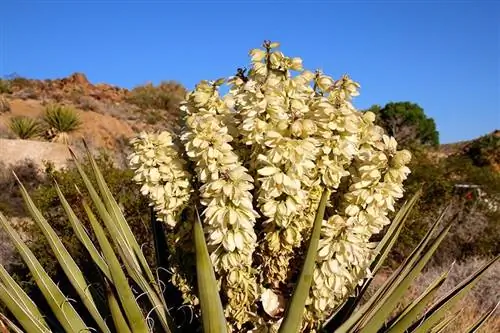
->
<box><xmin>1</xmin><ymin>1</ymin><xmax>499</xmax><ymax>143</ymax></box>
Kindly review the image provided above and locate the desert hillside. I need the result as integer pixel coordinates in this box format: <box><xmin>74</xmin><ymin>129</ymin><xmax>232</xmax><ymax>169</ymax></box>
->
<box><xmin>0</xmin><ymin>73</ymin><xmax>185</xmax><ymax>169</ymax></box>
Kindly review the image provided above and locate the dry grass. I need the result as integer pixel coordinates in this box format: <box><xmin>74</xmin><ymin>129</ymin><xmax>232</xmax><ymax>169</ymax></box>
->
<box><xmin>367</xmin><ymin>257</ymin><xmax>500</xmax><ymax>331</ymax></box>
<box><xmin>0</xmin><ymin>96</ymin><xmax>10</xmax><ymax>113</ymax></box>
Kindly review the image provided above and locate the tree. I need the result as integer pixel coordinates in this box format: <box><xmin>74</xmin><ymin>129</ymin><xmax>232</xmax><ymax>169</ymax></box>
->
<box><xmin>365</xmin><ymin>102</ymin><xmax>439</xmax><ymax>147</ymax></box>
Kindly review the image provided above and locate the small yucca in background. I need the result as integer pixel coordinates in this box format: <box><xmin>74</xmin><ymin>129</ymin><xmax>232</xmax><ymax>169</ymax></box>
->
<box><xmin>8</xmin><ymin>116</ymin><xmax>41</xmax><ymax>139</ymax></box>
<box><xmin>43</xmin><ymin>104</ymin><xmax>82</xmax><ymax>143</ymax></box>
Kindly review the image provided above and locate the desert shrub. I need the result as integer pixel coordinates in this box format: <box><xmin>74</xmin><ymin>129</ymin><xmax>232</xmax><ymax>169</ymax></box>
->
<box><xmin>0</xmin><ymin>79</ymin><xmax>11</xmax><ymax>94</ymax></box>
<box><xmin>8</xmin><ymin>116</ymin><xmax>42</xmax><ymax>139</ymax></box>
<box><xmin>0</xmin><ymin>160</ymin><xmax>44</xmax><ymax>217</ymax></box>
<box><xmin>144</xmin><ymin>108</ymin><xmax>165</xmax><ymax>124</ymax></box>
<box><xmin>9</xmin><ymin>76</ymin><xmax>33</xmax><ymax>89</ymax></box>
<box><xmin>464</xmin><ymin>131</ymin><xmax>500</xmax><ymax>168</ymax></box>
<box><xmin>0</xmin><ymin>160</ymin><xmax>45</xmax><ymax>274</ymax></box>
<box><xmin>12</xmin><ymin>88</ymin><xmax>39</xmax><ymax>100</ymax></box>
<box><xmin>76</xmin><ymin>95</ymin><xmax>100</xmax><ymax>111</ymax></box>
<box><xmin>390</xmin><ymin>151</ymin><xmax>500</xmax><ymax>267</ymax></box>
<box><xmin>0</xmin><ymin>96</ymin><xmax>10</xmax><ymax>113</ymax></box>
<box><xmin>7</xmin><ymin>76</ymin><xmax>39</xmax><ymax>100</ymax></box>
<box><xmin>0</xmin><ymin>225</ymin><xmax>14</xmax><ymax>267</ymax></box>
<box><xmin>127</xmin><ymin>81</ymin><xmax>186</xmax><ymax>110</ymax></box>
<box><xmin>127</xmin><ymin>81</ymin><xmax>186</xmax><ymax>129</ymax></box>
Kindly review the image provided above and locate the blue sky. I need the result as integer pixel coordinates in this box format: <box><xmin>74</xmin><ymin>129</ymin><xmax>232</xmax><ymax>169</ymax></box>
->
<box><xmin>1</xmin><ymin>1</ymin><xmax>498</xmax><ymax>143</ymax></box>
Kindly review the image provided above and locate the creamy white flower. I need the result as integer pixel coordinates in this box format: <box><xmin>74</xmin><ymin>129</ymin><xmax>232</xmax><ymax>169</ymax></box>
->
<box><xmin>128</xmin><ymin>131</ymin><xmax>192</xmax><ymax>227</ymax></box>
<box><xmin>131</xmin><ymin>41</ymin><xmax>412</xmax><ymax>331</ymax></box>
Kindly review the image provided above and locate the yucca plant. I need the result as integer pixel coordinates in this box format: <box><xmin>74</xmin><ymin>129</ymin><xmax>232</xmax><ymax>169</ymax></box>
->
<box><xmin>0</xmin><ymin>41</ymin><xmax>498</xmax><ymax>333</ymax></box>
<box><xmin>43</xmin><ymin>104</ymin><xmax>82</xmax><ymax>143</ymax></box>
<box><xmin>8</xmin><ymin>116</ymin><xmax>41</xmax><ymax>139</ymax></box>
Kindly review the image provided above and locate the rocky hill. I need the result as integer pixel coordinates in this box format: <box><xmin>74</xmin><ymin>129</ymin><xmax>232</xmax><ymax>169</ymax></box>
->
<box><xmin>0</xmin><ymin>73</ymin><xmax>186</xmax><ymax>169</ymax></box>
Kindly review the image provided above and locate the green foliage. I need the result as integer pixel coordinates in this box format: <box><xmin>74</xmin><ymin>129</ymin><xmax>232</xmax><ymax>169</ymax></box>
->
<box><xmin>8</xmin><ymin>116</ymin><xmax>42</xmax><ymax>139</ymax></box>
<box><xmin>127</xmin><ymin>81</ymin><xmax>186</xmax><ymax>110</ymax></box>
<box><xmin>43</xmin><ymin>104</ymin><xmax>82</xmax><ymax>134</ymax></box>
<box><xmin>366</xmin><ymin>102</ymin><xmax>439</xmax><ymax>147</ymax></box>
<box><xmin>7</xmin><ymin>154</ymin><xmax>153</xmax><ymax>289</ymax></box>
<box><xmin>0</xmin><ymin>150</ymin><xmax>498</xmax><ymax>332</ymax></box>
<box><xmin>391</xmin><ymin>150</ymin><xmax>500</xmax><ymax>267</ymax></box>
<box><xmin>144</xmin><ymin>108</ymin><xmax>166</xmax><ymax>125</ymax></box>
<box><xmin>126</xmin><ymin>81</ymin><xmax>186</xmax><ymax>128</ymax></box>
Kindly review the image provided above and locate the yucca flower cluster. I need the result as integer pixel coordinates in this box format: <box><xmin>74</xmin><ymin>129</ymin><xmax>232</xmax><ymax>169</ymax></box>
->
<box><xmin>128</xmin><ymin>41</ymin><xmax>411</xmax><ymax>331</ymax></box>
<box><xmin>129</xmin><ymin>131</ymin><xmax>192</xmax><ymax>227</ymax></box>
<box><xmin>180</xmin><ymin>80</ymin><xmax>260</xmax><ymax>326</ymax></box>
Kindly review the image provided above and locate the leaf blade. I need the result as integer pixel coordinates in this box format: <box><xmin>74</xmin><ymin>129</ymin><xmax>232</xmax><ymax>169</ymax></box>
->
<box><xmin>278</xmin><ymin>189</ymin><xmax>330</xmax><ymax>333</ymax></box>
<box><xmin>16</xmin><ymin>177</ymin><xmax>111</xmax><ymax>333</ymax></box>
<box><xmin>358</xmin><ymin>220</ymin><xmax>453</xmax><ymax>333</ymax></box>
<box><xmin>193</xmin><ymin>209</ymin><xmax>227</xmax><ymax>333</ymax></box>
<box><xmin>386</xmin><ymin>270</ymin><xmax>448</xmax><ymax>332</ymax></box>
<box><xmin>55</xmin><ymin>181</ymin><xmax>112</xmax><ymax>281</ymax></box>
<box><xmin>335</xmin><ymin>206</ymin><xmax>450</xmax><ymax>333</ymax></box>
<box><xmin>410</xmin><ymin>255</ymin><xmax>500</xmax><ymax>332</ymax></box>
<box><xmin>465</xmin><ymin>301</ymin><xmax>499</xmax><ymax>333</ymax></box>
<box><xmin>0</xmin><ymin>212</ymin><xmax>88</xmax><ymax>332</ymax></box>
<box><xmin>82</xmin><ymin>200</ymin><xmax>149</xmax><ymax>333</ymax></box>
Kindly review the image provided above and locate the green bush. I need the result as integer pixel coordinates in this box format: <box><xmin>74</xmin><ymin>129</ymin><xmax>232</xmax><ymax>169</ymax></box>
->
<box><xmin>8</xmin><ymin>116</ymin><xmax>42</xmax><ymax>139</ymax></box>
<box><xmin>126</xmin><ymin>81</ymin><xmax>186</xmax><ymax>129</ymax></box>
<box><xmin>389</xmin><ymin>151</ymin><xmax>500</xmax><ymax>267</ymax></box>
<box><xmin>127</xmin><ymin>81</ymin><xmax>186</xmax><ymax>110</ymax></box>
<box><xmin>365</xmin><ymin>102</ymin><xmax>439</xmax><ymax>147</ymax></box>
